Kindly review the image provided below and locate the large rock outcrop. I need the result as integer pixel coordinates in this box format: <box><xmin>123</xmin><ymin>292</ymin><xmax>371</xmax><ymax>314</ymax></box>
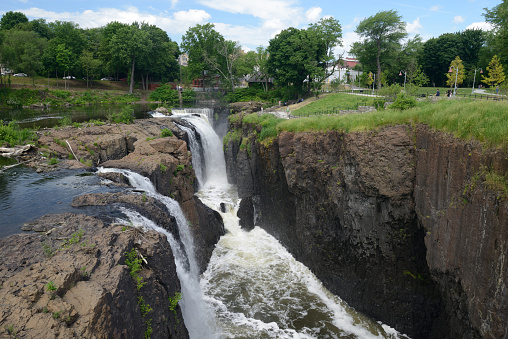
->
<box><xmin>224</xmin><ymin>113</ymin><xmax>508</xmax><ymax>339</ymax></box>
<box><xmin>0</xmin><ymin>117</ymin><xmax>226</xmax><ymax>338</ymax></box>
<box><xmin>0</xmin><ymin>207</ymin><xmax>188</xmax><ymax>339</ymax></box>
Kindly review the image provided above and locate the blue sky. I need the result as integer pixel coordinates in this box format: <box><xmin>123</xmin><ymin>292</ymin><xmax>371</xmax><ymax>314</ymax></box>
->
<box><xmin>2</xmin><ymin>0</ymin><xmax>498</xmax><ymax>56</ymax></box>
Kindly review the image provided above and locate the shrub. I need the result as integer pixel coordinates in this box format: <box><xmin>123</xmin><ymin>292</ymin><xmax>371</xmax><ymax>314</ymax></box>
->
<box><xmin>389</xmin><ymin>92</ymin><xmax>417</xmax><ymax>110</ymax></box>
<box><xmin>0</xmin><ymin>120</ymin><xmax>37</xmax><ymax>147</ymax></box>
<box><xmin>181</xmin><ymin>89</ymin><xmax>196</xmax><ymax>102</ymax></box>
<box><xmin>160</xmin><ymin>128</ymin><xmax>173</xmax><ymax>137</ymax></box>
<box><xmin>110</xmin><ymin>106</ymin><xmax>134</xmax><ymax>124</ymax></box>
<box><xmin>149</xmin><ymin>84</ymin><xmax>179</xmax><ymax>103</ymax></box>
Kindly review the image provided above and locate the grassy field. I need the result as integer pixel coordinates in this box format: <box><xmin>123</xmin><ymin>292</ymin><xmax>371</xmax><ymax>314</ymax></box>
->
<box><xmin>292</xmin><ymin>93</ymin><xmax>379</xmax><ymax>116</ymax></box>
<box><xmin>243</xmin><ymin>98</ymin><xmax>508</xmax><ymax>149</ymax></box>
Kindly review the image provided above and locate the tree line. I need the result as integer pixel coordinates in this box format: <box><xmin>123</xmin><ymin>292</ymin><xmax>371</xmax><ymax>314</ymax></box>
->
<box><xmin>1</xmin><ymin>2</ymin><xmax>507</xmax><ymax>99</ymax></box>
<box><xmin>0</xmin><ymin>12</ymin><xmax>180</xmax><ymax>93</ymax></box>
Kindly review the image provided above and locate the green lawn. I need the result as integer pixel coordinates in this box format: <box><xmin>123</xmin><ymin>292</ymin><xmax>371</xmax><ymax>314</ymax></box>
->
<box><xmin>293</xmin><ymin>93</ymin><xmax>378</xmax><ymax>117</ymax></box>
<box><xmin>243</xmin><ymin>98</ymin><xmax>508</xmax><ymax>149</ymax></box>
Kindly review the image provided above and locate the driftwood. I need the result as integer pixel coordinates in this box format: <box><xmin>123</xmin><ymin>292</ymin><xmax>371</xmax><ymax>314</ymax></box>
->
<box><xmin>66</xmin><ymin>140</ymin><xmax>78</xmax><ymax>160</ymax></box>
<box><xmin>0</xmin><ymin>144</ymin><xmax>34</xmax><ymax>158</ymax></box>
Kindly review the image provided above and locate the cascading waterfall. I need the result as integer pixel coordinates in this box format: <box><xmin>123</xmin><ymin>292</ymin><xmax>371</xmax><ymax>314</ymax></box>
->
<box><xmin>97</xmin><ymin>167</ymin><xmax>216</xmax><ymax>339</ymax></box>
<box><xmin>164</xmin><ymin>109</ymin><xmax>408</xmax><ymax>338</ymax></box>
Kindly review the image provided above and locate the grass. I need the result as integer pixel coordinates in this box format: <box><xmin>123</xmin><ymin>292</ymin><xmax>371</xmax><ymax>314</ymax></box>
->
<box><xmin>292</xmin><ymin>93</ymin><xmax>376</xmax><ymax>116</ymax></box>
<box><xmin>242</xmin><ymin>98</ymin><xmax>508</xmax><ymax>149</ymax></box>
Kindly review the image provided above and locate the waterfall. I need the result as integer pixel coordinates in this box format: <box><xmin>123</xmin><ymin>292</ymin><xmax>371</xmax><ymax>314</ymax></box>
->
<box><xmin>97</xmin><ymin>167</ymin><xmax>216</xmax><ymax>339</ymax></box>
<box><xmin>171</xmin><ymin>110</ymin><xmax>408</xmax><ymax>338</ymax></box>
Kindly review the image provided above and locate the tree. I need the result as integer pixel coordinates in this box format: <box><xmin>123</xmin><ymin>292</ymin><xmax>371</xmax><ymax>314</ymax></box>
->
<box><xmin>481</xmin><ymin>55</ymin><xmax>506</xmax><ymax>86</ymax></box>
<box><xmin>308</xmin><ymin>17</ymin><xmax>343</xmax><ymax>82</ymax></box>
<box><xmin>446</xmin><ymin>56</ymin><xmax>465</xmax><ymax>88</ymax></box>
<box><xmin>484</xmin><ymin>0</ymin><xmax>508</xmax><ymax>65</ymax></box>
<box><xmin>0</xmin><ymin>11</ymin><xmax>28</xmax><ymax>31</ymax></box>
<box><xmin>56</xmin><ymin>44</ymin><xmax>72</xmax><ymax>88</ymax></box>
<box><xmin>0</xmin><ymin>29</ymin><xmax>47</xmax><ymax>80</ymax></box>
<box><xmin>267</xmin><ymin>27</ymin><xmax>325</xmax><ymax>97</ymax></box>
<box><xmin>181</xmin><ymin>23</ymin><xmax>223</xmax><ymax>82</ymax></box>
<box><xmin>351</xmin><ymin>10</ymin><xmax>407</xmax><ymax>89</ymax></box>
<box><xmin>80</xmin><ymin>50</ymin><xmax>100</xmax><ymax>88</ymax></box>
<box><xmin>109</xmin><ymin>23</ymin><xmax>149</xmax><ymax>93</ymax></box>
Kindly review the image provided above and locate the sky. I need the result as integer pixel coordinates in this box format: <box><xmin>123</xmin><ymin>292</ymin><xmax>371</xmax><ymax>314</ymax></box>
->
<box><xmin>2</xmin><ymin>0</ymin><xmax>499</xmax><ymax>56</ymax></box>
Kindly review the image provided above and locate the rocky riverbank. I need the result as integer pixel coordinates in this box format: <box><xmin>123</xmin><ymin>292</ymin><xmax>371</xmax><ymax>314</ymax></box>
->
<box><xmin>224</xmin><ymin>112</ymin><xmax>508</xmax><ymax>339</ymax></box>
<box><xmin>0</xmin><ymin>118</ymin><xmax>225</xmax><ymax>338</ymax></box>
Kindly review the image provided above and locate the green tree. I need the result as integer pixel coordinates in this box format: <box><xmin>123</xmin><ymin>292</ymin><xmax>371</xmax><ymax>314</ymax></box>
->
<box><xmin>0</xmin><ymin>29</ymin><xmax>47</xmax><ymax>80</ymax></box>
<box><xmin>181</xmin><ymin>23</ymin><xmax>223</xmax><ymax>83</ymax></box>
<box><xmin>484</xmin><ymin>0</ymin><xmax>508</xmax><ymax>65</ymax></box>
<box><xmin>56</xmin><ymin>44</ymin><xmax>72</xmax><ymax>88</ymax></box>
<box><xmin>351</xmin><ymin>10</ymin><xmax>407</xmax><ymax>89</ymax></box>
<box><xmin>0</xmin><ymin>11</ymin><xmax>28</xmax><ymax>31</ymax></box>
<box><xmin>80</xmin><ymin>50</ymin><xmax>100</xmax><ymax>88</ymax></box>
<box><xmin>109</xmin><ymin>22</ymin><xmax>149</xmax><ymax>93</ymax></box>
<box><xmin>267</xmin><ymin>27</ymin><xmax>325</xmax><ymax>97</ymax></box>
<box><xmin>446</xmin><ymin>56</ymin><xmax>465</xmax><ymax>89</ymax></box>
<box><xmin>481</xmin><ymin>55</ymin><xmax>506</xmax><ymax>86</ymax></box>
<box><xmin>308</xmin><ymin>17</ymin><xmax>343</xmax><ymax>82</ymax></box>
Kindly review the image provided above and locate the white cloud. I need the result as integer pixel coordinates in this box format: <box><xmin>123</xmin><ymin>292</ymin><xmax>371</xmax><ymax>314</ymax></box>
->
<box><xmin>466</xmin><ymin>21</ymin><xmax>494</xmax><ymax>31</ymax></box>
<box><xmin>197</xmin><ymin>0</ymin><xmax>301</xmax><ymax>24</ymax></box>
<box><xmin>454</xmin><ymin>16</ymin><xmax>465</xmax><ymax>23</ymax></box>
<box><xmin>305</xmin><ymin>7</ymin><xmax>322</xmax><ymax>22</ymax></box>
<box><xmin>344</xmin><ymin>17</ymin><xmax>363</xmax><ymax>30</ymax></box>
<box><xmin>406</xmin><ymin>18</ymin><xmax>422</xmax><ymax>34</ymax></box>
<box><xmin>171</xmin><ymin>0</ymin><xmax>178</xmax><ymax>9</ymax></box>
<box><xmin>335</xmin><ymin>31</ymin><xmax>360</xmax><ymax>57</ymax></box>
<box><xmin>22</xmin><ymin>7</ymin><xmax>211</xmax><ymax>36</ymax></box>
<box><xmin>430</xmin><ymin>5</ymin><xmax>442</xmax><ymax>12</ymax></box>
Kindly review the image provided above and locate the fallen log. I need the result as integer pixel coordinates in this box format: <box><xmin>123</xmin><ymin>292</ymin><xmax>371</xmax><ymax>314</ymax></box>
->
<box><xmin>0</xmin><ymin>144</ymin><xmax>34</xmax><ymax>158</ymax></box>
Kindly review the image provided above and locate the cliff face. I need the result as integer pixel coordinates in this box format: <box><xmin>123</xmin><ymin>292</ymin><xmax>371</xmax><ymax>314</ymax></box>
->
<box><xmin>225</xmin><ymin>114</ymin><xmax>508</xmax><ymax>339</ymax></box>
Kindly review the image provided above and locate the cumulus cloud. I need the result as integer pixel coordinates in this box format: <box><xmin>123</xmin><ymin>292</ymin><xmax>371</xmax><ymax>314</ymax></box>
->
<box><xmin>454</xmin><ymin>16</ymin><xmax>465</xmax><ymax>23</ymax></box>
<box><xmin>21</xmin><ymin>7</ymin><xmax>211</xmax><ymax>36</ymax></box>
<box><xmin>334</xmin><ymin>31</ymin><xmax>361</xmax><ymax>57</ymax></box>
<box><xmin>466</xmin><ymin>21</ymin><xmax>494</xmax><ymax>31</ymax></box>
<box><xmin>197</xmin><ymin>0</ymin><xmax>301</xmax><ymax>23</ymax></box>
<box><xmin>406</xmin><ymin>18</ymin><xmax>422</xmax><ymax>34</ymax></box>
<box><xmin>305</xmin><ymin>7</ymin><xmax>322</xmax><ymax>22</ymax></box>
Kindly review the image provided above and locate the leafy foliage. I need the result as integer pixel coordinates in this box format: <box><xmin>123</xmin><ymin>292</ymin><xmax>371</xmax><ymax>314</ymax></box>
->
<box><xmin>389</xmin><ymin>92</ymin><xmax>417</xmax><ymax>110</ymax></box>
<box><xmin>149</xmin><ymin>84</ymin><xmax>179</xmax><ymax>103</ymax></box>
<box><xmin>481</xmin><ymin>55</ymin><xmax>506</xmax><ymax>86</ymax></box>
<box><xmin>0</xmin><ymin>120</ymin><xmax>37</xmax><ymax>146</ymax></box>
<box><xmin>125</xmin><ymin>248</ymin><xmax>146</xmax><ymax>290</ymax></box>
<box><xmin>446</xmin><ymin>56</ymin><xmax>465</xmax><ymax>88</ymax></box>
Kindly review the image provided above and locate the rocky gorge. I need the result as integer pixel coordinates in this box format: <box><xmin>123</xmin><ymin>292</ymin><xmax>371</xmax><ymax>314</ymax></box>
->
<box><xmin>0</xmin><ymin>117</ymin><xmax>224</xmax><ymax>338</ymax></box>
<box><xmin>225</xmin><ymin>113</ymin><xmax>508</xmax><ymax>339</ymax></box>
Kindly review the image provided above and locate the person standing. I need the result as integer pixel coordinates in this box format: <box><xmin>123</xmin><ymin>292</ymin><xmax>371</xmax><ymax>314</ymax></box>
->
<box><xmin>496</xmin><ymin>85</ymin><xmax>499</xmax><ymax>94</ymax></box>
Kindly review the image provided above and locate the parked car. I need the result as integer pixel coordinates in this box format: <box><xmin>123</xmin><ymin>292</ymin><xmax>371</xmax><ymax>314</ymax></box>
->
<box><xmin>120</xmin><ymin>78</ymin><xmax>127</xmax><ymax>81</ymax></box>
<box><xmin>0</xmin><ymin>72</ymin><xmax>4</xmax><ymax>76</ymax></box>
<box><xmin>82</xmin><ymin>76</ymin><xmax>94</xmax><ymax>80</ymax></box>
<box><xmin>101</xmin><ymin>77</ymin><xmax>114</xmax><ymax>81</ymax></box>
<box><xmin>62</xmin><ymin>75</ymin><xmax>76</xmax><ymax>80</ymax></box>
<box><xmin>13</xmin><ymin>73</ymin><xmax>28</xmax><ymax>77</ymax></box>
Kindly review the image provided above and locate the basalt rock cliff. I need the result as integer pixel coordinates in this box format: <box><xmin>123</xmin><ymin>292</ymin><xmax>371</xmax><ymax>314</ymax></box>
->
<box><xmin>224</xmin><ymin>113</ymin><xmax>508</xmax><ymax>339</ymax></box>
<box><xmin>0</xmin><ymin>118</ymin><xmax>225</xmax><ymax>338</ymax></box>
